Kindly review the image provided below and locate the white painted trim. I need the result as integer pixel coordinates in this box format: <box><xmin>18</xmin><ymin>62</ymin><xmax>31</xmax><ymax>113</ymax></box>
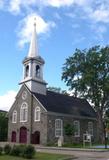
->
<box><xmin>55</xmin><ymin>119</ymin><xmax>63</xmax><ymax>138</ymax></box>
<box><xmin>20</xmin><ymin>102</ymin><xmax>28</xmax><ymax>122</ymax></box>
<box><xmin>88</xmin><ymin>121</ymin><xmax>93</xmax><ymax>136</ymax></box>
<box><xmin>12</xmin><ymin>110</ymin><xmax>17</xmax><ymax>123</ymax></box>
<box><xmin>34</xmin><ymin>106</ymin><xmax>40</xmax><ymax>122</ymax></box>
<box><xmin>73</xmin><ymin>120</ymin><xmax>80</xmax><ymax>137</ymax></box>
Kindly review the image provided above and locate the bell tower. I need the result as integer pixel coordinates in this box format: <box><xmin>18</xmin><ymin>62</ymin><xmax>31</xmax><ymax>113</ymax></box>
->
<box><xmin>20</xmin><ymin>19</ymin><xmax>47</xmax><ymax>95</ymax></box>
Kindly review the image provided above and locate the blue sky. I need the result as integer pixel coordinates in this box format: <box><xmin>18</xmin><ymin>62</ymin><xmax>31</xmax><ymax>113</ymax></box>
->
<box><xmin>0</xmin><ymin>0</ymin><xmax>109</xmax><ymax>111</ymax></box>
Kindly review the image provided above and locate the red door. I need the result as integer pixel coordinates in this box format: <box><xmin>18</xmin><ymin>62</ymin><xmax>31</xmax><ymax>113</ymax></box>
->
<box><xmin>31</xmin><ymin>131</ymin><xmax>40</xmax><ymax>144</ymax></box>
<box><xmin>11</xmin><ymin>131</ymin><xmax>16</xmax><ymax>142</ymax></box>
<box><xmin>19</xmin><ymin>127</ymin><xmax>27</xmax><ymax>143</ymax></box>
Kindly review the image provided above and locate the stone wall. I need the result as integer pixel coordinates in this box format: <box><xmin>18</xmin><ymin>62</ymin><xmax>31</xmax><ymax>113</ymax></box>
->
<box><xmin>47</xmin><ymin>112</ymin><xmax>98</xmax><ymax>145</ymax></box>
<box><xmin>32</xmin><ymin>96</ymin><xmax>47</xmax><ymax>145</ymax></box>
<box><xmin>8</xmin><ymin>86</ymin><xmax>33</xmax><ymax>144</ymax></box>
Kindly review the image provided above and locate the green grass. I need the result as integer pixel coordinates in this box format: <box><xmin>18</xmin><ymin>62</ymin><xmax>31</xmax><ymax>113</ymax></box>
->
<box><xmin>0</xmin><ymin>152</ymin><xmax>75</xmax><ymax>160</ymax></box>
<box><xmin>36</xmin><ymin>152</ymin><xmax>74</xmax><ymax>160</ymax></box>
<box><xmin>62</xmin><ymin>143</ymin><xmax>83</xmax><ymax>148</ymax></box>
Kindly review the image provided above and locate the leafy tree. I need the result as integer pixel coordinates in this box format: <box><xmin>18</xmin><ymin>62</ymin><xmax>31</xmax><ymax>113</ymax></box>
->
<box><xmin>64</xmin><ymin>123</ymin><xmax>74</xmax><ymax>136</ymax></box>
<box><xmin>62</xmin><ymin>45</ymin><xmax>109</xmax><ymax>142</ymax></box>
<box><xmin>0</xmin><ymin>110</ymin><xmax>8</xmax><ymax>141</ymax></box>
<box><xmin>47</xmin><ymin>86</ymin><xmax>68</xmax><ymax>95</ymax></box>
<box><xmin>47</xmin><ymin>86</ymin><xmax>61</xmax><ymax>93</ymax></box>
<box><xmin>64</xmin><ymin>123</ymin><xmax>74</xmax><ymax>144</ymax></box>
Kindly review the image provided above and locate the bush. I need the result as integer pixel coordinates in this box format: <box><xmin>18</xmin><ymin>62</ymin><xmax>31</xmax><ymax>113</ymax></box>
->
<box><xmin>10</xmin><ymin>145</ymin><xmax>20</xmax><ymax>156</ymax></box>
<box><xmin>0</xmin><ymin>146</ymin><xmax>3</xmax><ymax>155</ymax></box>
<box><xmin>4</xmin><ymin>144</ymin><xmax>11</xmax><ymax>154</ymax></box>
<box><xmin>5</xmin><ymin>144</ymin><xmax>36</xmax><ymax>159</ymax></box>
<box><xmin>23</xmin><ymin>145</ymin><xmax>35</xmax><ymax>159</ymax></box>
<box><xmin>18</xmin><ymin>145</ymin><xmax>26</xmax><ymax>157</ymax></box>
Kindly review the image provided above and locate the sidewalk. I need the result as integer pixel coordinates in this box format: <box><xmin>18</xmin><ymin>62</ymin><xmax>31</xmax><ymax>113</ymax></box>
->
<box><xmin>35</xmin><ymin>146</ymin><xmax>109</xmax><ymax>160</ymax></box>
<box><xmin>35</xmin><ymin>145</ymin><xmax>109</xmax><ymax>152</ymax></box>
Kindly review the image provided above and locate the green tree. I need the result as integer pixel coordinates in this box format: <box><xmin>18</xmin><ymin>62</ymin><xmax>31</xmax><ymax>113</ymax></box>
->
<box><xmin>62</xmin><ymin>45</ymin><xmax>109</xmax><ymax>142</ymax></box>
<box><xmin>47</xmin><ymin>86</ymin><xmax>61</xmax><ymax>93</ymax></box>
<box><xmin>0</xmin><ymin>111</ymin><xmax>8</xmax><ymax>141</ymax></box>
<box><xmin>47</xmin><ymin>86</ymin><xmax>68</xmax><ymax>95</ymax></box>
<box><xmin>64</xmin><ymin>123</ymin><xmax>74</xmax><ymax>144</ymax></box>
<box><xmin>64</xmin><ymin>123</ymin><xmax>74</xmax><ymax>136</ymax></box>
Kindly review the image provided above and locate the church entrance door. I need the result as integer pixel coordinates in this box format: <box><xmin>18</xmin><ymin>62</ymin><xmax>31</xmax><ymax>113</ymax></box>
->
<box><xmin>19</xmin><ymin>127</ymin><xmax>27</xmax><ymax>143</ymax></box>
<box><xmin>11</xmin><ymin>131</ymin><xmax>16</xmax><ymax>142</ymax></box>
<box><xmin>31</xmin><ymin>131</ymin><xmax>40</xmax><ymax>144</ymax></box>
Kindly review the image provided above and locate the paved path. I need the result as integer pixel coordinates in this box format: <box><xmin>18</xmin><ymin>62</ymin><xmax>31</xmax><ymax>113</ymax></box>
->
<box><xmin>1</xmin><ymin>142</ymin><xmax>109</xmax><ymax>160</ymax></box>
<box><xmin>35</xmin><ymin>146</ymin><xmax>109</xmax><ymax>160</ymax></box>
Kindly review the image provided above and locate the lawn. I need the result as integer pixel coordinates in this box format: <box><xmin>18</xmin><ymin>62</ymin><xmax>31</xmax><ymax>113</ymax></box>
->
<box><xmin>0</xmin><ymin>152</ymin><xmax>75</xmax><ymax>160</ymax></box>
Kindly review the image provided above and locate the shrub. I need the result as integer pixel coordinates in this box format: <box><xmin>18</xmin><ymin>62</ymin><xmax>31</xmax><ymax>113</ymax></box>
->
<box><xmin>23</xmin><ymin>145</ymin><xmax>35</xmax><ymax>159</ymax></box>
<box><xmin>64</xmin><ymin>123</ymin><xmax>74</xmax><ymax>136</ymax></box>
<box><xmin>0</xmin><ymin>146</ymin><xmax>3</xmax><ymax>155</ymax></box>
<box><xmin>18</xmin><ymin>145</ymin><xmax>26</xmax><ymax>157</ymax></box>
<box><xmin>4</xmin><ymin>144</ymin><xmax>11</xmax><ymax>154</ymax></box>
<box><xmin>10</xmin><ymin>145</ymin><xmax>20</xmax><ymax>156</ymax></box>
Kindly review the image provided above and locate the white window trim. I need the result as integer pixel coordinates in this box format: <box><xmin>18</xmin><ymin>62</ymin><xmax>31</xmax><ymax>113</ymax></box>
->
<box><xmin>12</xmin><ymin>110</ymin><xmax>17</xmax><ymax>123</ymax></box>
<box><xmin>73</xmin><ymin>120</ymin><xmax>80</xmax><ymax>137</ymax></box>
<box><xmin>88</xmin><ymin>121</ymin><xmax>93</xmax><ymax>136</ymax></box>
<box><xmin>34</xmin><ymin>106</ymin><xmax>40</xmax><ymax>122</ymax></box>
<box><xmin>55</xmin><ymin>119</ymin><xmax>63</xmax><ymax>137</ymax></box>
<box><xmin>20</xmin><ymin>102</ymin><xmax>28</xmax><ymax>122</ymax></box>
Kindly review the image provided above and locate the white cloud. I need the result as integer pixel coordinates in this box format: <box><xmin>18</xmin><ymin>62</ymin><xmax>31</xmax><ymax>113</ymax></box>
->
<box><xmin>74</xmin><ymin>0</ymin><xmax>92</xmax><ymax>6</ymax></box>
<box><xmin>3</xmin><ymin>0</ymin><xmax>109</xmax><ymax>25</ymax></box>
<box><xmin>8</xmin><ymin>0</ymin><xmax>36</xmax><ymax>15</ymax></box>
<box><xmin>0</xmin><ymin>0</ymin><xmax>4</xmax><ymax>9</ymax></box>
<box><xmin>6</xmin><ymin>0</ymin><xmax>88</xmax><ymax>14</ymax></box>
<box><xmin>1</xmin><ymin>0</ymin><xmax>109</xmax><ymax>48</ymax></box>
<box><xmin>44</xmin><ymin>0</ymin><xmax>74</xmax><ymax>7</ymax></box>
<box><xmin>8</xmin><ymin>0</ymin><xmax>21</xmax><ymax>14</ymax></box>
<box><xmin>7</xmin><ymin>0</ymin><xmax>89</xmax><ymax>13</ymax></box>
<box><xmin>42</xmin><ymin>0</ymin><xmax>89</xmax><ymax>8</ymax></box>
<box><xmin>91</xmin><ymin>24</ymin><xmax>107</xmax><ymax>42</ymax></box>
<box><xmin>17</xmin><ymin>13</ymin><xmax>56</xmax><ymax>47</ymax></box>
<box><xmin>89</xmin><ymin>8</ymin><xmax>109</xmax><ymax>23</ymax></box>
<box><xmin>0</xmin><ymin>90</ymin><xmax>17</xmax><ymax>111</ymax></box>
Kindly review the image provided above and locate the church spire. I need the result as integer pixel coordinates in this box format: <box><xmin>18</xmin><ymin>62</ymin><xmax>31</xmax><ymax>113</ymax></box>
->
<box><xmin>28</xmin><ymin>18</ymin><xmax>39</xmax><ymax>58</ymax></box>
<box><xmin>20</xmin><ymin>18</ymin><xmax>47</xmax><ymax>95</ymax></box>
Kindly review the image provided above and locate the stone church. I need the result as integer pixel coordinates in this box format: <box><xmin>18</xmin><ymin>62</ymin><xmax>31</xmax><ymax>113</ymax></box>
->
<box><xmin>8</xmin><ymin>21</ymin><xmax>98</xmax><ymax>145</ymax></box>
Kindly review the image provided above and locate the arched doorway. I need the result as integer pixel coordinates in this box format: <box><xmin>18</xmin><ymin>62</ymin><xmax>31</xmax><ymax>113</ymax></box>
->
<box><xmin>19</xmin><ymin>127</ymin><xmax>27</xmax><ymax>143</ymax></box>
<box><xmin>11</xmin><ymin>131</ymin><xmax>16</xmax><ymax>142</ymax></box>
<box><xmin>31</xmin><ymin>131</ymin><xmax>40</xmax><ymax>144</ymax></box>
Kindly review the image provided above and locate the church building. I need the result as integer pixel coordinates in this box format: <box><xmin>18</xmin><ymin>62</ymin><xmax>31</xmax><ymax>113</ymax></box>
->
<box><xmin>8</xmin><ymin>21</ymin><xmax>98</xmax><ymax>145</ymax></box>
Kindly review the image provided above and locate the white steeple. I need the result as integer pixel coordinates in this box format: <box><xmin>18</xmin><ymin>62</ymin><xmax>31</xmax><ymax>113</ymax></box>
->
<box><xmin>20</xmin><ymin>18</ymin><xmax>47</xmax><ymax>95</ymax></box>
<box><xmin>28</xmin><ymin>18</ymin><xmax>39</xmax><ymax>58</ymax></box>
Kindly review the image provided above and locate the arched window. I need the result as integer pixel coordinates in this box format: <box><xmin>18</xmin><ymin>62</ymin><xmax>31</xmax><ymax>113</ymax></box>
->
<box><xmin>73</xmin><ymin>120</ymin><xmax>80</xmax><ymax>137</ymax></box>
<box><xmin>36</xmin><ymin>65</ymin><xmax>40</xmax><ymax>77</ymax></box>
<box><xmin>25</xmin><ymin>65</ymin><xmax>29</xmax><ymax>77</ymax></box>
<box><xmin>34</xmin><ymin>107</ymin><xmax>40</xmax><ymax>121</ymax></box>
<box><xmin>12</xmin><ymin>110</ymin><xmax>17</xmax><ymax>123</ymax></box>
<box><xmin>55</xmin><ymin>119</ymin><xmax>63</xmax><ymax>137</ymax></box>
<box><xmin>88</xmin><ymin>122</ymin><xmax>93</xmax><ymax>136</ymax></box>
<box><xmin>20</xmin><ymin>102</ymin><xmax>28</xmax><ymax>122</ymax></box>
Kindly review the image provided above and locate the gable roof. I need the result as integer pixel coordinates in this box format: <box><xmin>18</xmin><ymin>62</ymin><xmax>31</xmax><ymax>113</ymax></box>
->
<box><xmin>33</xmin><ymin>91</ymin><xmax>96</xmax><ymax>118</ymax></box>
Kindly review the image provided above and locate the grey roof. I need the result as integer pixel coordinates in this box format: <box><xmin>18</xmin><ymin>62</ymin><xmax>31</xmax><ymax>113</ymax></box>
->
<box><xmin>33</xmin><ymin>91</ymin><xmax>96</xmax><ymax>118</ymax></box>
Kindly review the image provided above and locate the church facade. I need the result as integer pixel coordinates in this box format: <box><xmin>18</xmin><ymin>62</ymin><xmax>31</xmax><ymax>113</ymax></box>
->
<box><xmin>8</xmin><ymin>21</ymin><xmax>98</xmax><ymax>145</ymax></box>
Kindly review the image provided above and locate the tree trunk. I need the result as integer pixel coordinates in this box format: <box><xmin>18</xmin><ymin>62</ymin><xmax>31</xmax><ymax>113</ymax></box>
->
<box><xmin>97</xmin><ymin>111</ymin><xmax>105</xmax><ymax>143</ymax></box>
